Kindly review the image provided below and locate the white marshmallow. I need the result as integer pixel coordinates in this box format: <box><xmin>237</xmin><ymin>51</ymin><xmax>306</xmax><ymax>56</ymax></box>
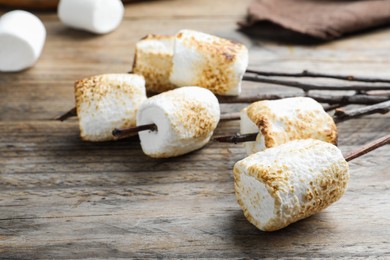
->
<box><xmin>240</xmin><ymin>97</ymin><xmax>337</xmax><ymax>155</ymax></box>
<box><xmin>234</xmin><ymin>139</ymin><xmax>349</xmax><ymax>231</ymax></box>
<box><xmin>75</xmin><ymin>74</ymin><xmax>146</xmax><ymax>141</ymax></box>
<box><xmin>170</xmin><ymin>29</ymin><xmax>248</xmax><ymax>96</ymax></box>
<box><xmin>0</xmin><ymin>10</ymin><xmax>46</xmax><ymax>72</ymax></box>
<box><xmin>137</xmin><ymin>86</ymin><xmax>220</xmax><ymax>158</ymax></box>
<box><xmin>133</xmin><ymin>34</ymin><xmax>176</xmax><ymax>93</ymax></box>
<box><xmin>58</xmin><ymin>0</ymin><xmax>124</xmax><ymax>34</ymax></box>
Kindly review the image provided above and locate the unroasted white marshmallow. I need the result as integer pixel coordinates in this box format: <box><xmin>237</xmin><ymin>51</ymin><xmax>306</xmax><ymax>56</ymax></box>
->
<box><xmin>170</xmin><ymin>29</ymin><xmax>248</xmax><ymax>96</ymax></box>
<box><xmin>0</xmin><ymin>10</ymin><xmax>46</xmax><ymax>72</ymax></box>
<box><xmin>58</xmin><ymin>0</ymin><xmax>124</xmax><ymax>34</ymax></box>
<box><xmin>240</xmin><ymin>97</ymin><xmax>337</xmax><ymax>155</ymax></box>
<box><xmin>133</xmin><ymin>34</ymin><xmax>176</xmax><ymax>93</ymax></box>
<box><xmin>234</xmin><ymin>139</ymin><xmax>349</xmax><ymax>231</ymax></box>
<box><xmin>137</xmin><ymin>86</ymin><xmax>220</xmax><ymax>158</ymax></box>
<box><xmin>75</xmin><ymin>74</ymin><xmax>146</xmax><ymax>141</ymax></box>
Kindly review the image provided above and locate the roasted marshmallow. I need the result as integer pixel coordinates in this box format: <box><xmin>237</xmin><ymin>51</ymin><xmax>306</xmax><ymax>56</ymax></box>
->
<box><xmin>234</xmin><ymin>139</ymin><xmax>350</xmax><ymax>231</ymax></box>
<box><xmin>0</xmin><ymin>10</ymin><xmax>46</xmax><ymax>72</ymax></box>
<box><xmin>132</xmin><ymin>34</ymin><xmax>176</xmax><ymax>93</ymax></box>
<box><xmin>240</xmin><ymin>97</ymin><xmax>337</xmax><ymax>155</ymax></box>
<box><xmin>75</xmin><ymin>74</ymin><xmax>146</xmax><ymax>141</ymax></box>
<box><xmin>170</xmin><ymin>29</ymin><xmax>248</xmax><ymax>96</ymax></box>
<box><xmin>58</xmin><ymin>0</ymin><xmax>124</xmax><ymax>34</ymax></box>
<box><xmin>137</xmin><ymin>86</ymin><xmax>220</xmax><ymax>158</ymax></box>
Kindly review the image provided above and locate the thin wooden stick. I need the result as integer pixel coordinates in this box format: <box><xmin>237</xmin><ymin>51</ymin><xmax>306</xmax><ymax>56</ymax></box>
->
<box><xmin>112</xmin><ymin>112</ymin><xmax>241</xmax><ymax>139</ymax></box>
<box><xmin>333</xmin><ymin>100</ymin><xmax>390</xmax><ymax>123</ymax></box>
<box><xmin>220</xmin><ymin>112</ymin><xmax>240</xmax><ymax>121</ymax></box>
<box><xmin>246</xmin><ymin>69</ymin><xmax>390</xmax><ymax>84</ymax></box>
<box><xmin>55</xmin><ymin>107</ymin><xmax>77</xmax><ymax>121</ymax></box>
<box><xmin>56</xmin><ymin>94</ymin><xmax>388</xmax><ymax>121</ymax></box>
<box><xmin>323</xmin><ymin>104</ymin><xmax>343</xmax><ymax>112</ymax></box>
<box><xmin>217</xmin><ymin>93</ymin><xmax>389</xmax><ymax>105</ymax></box>
<box><xmin>112</xmin><ymin>123</ymin><xmax>157</xmax><ymax>139</ymax></box>
<box><xmin>344</xmin><ymin>135</ymin><xmax>390</xmax><ymax>162</ymax></box>
<box><xmin>243</xmin><ymin>74</ymin><xmax>390</xmax><ymax>92</ymax></box>
<box><xmin>213</xmin><ymin>133</ymin><xmax>258</xmax><ymax>144</ymax></box>
<box><xmin>214</xmin><ymin>100</ymin><xmax>390</xmax><ymax>143</ymax></box>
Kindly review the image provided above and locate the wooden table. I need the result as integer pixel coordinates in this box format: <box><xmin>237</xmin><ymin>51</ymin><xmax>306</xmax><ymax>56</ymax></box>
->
<box><xmin>1</xmin><ymin>0</ymin><xmax>389</xmax><ymax>258</ymax></box>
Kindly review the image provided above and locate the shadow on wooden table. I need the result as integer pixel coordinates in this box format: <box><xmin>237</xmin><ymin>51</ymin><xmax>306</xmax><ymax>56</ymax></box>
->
<box><xmin>229</xmin><ymin>210</ymin><xmax>338</xmax><ymax>254</ymax></box>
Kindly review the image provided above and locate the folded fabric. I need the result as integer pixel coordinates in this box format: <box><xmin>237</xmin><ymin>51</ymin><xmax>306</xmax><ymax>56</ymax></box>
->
<box><xmin>240</xmin><ymin>0</ymin><xmax>390</xmax><ymax>40</ymax></box>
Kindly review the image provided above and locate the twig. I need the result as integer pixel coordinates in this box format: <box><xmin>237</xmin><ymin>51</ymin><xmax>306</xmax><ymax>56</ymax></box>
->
<box><xmin>344</xmin><ymin>135</ymin><xmax>390</xmax><ymax>162</ymax></box>
<box><xmin>323</xmin><ymin>104</ymin><xmax>343</xmax><ymax>112</ymax></box>
<box><xmin>246</xmin><ymin>69</ymin><xmax>390</xmax><ymax>84</ymax></box>
<box><xmin>112</xmin><ymin>112</ymin><xmax>241</xmax><ymax>140</ymax></box>
<box><xmin>334</xmin><ymin>100</ymin><xmax>390</xmax><ymax>123</ymax></box>
<box><xmin>213</xmin><ymin>133</ymin><xmax>258</xmax><ymax>144</ymax></box>
<box><xmin>214</xmin><ymin>101</ymin><xmax>390</xmax><ymax>143</ymax></box>
<box><xmin>243</xmin><ymin>74</ymin><xmax>390</xmax><ymax>92</ymax></box>
<box><xmin>220</xmin><ymin>112</ymin><xmax>240</xmax><ymax>121</ymax></box>
<box><xmin>112</xmin><ymin>123</ymin><xmax>157</xmax><ymax>139</ymax></box>
<box><xmin>55</xmin><ymin>107</ymin><xmax>77</xmax><ymax>121</ymax></box>
<box><xmin>56</xmin><ymin>94</ymin><xmax>388</xmax><ymax>121</ymax></box>
<box><xmin>217</xmin><ymin>93</ymin><xmax>389</xmax><ymax>105</ymax></box>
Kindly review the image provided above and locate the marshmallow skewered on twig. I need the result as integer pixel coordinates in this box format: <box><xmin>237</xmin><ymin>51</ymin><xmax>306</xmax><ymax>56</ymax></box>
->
<box><xmin>74</xmin><ymin>73</ymin><xmax>147</xmax><ymax>142</ymax></box>
<box><xmin>234</xmin><ymin>135</ymin><xmax>389</xmax><ymax>232</ymax></box>
<box><xmin>133</xmin><ymin>30</ymin><xmax>390</xmax><ymax>95</ymax></box>
<box><xmin>136</xmin><ymin>86</ymin><xmax>220</xmax><ymax>158</ymax></box>
<box><xmin>133</xmin><ymin>30</ymin><xmax>248</xmax><ymax>96</ymax></box>
<box><xmin>214</xmin><ymin>99</ymin><xmax>390</xmax><ymax>146</ymax></box>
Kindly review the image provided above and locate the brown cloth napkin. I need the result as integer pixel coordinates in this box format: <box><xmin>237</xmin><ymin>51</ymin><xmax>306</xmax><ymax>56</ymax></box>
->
<box><xmin>240</xmin><ymin>0</ymin><xmax>390</xmax><ymax>40</ymax></box>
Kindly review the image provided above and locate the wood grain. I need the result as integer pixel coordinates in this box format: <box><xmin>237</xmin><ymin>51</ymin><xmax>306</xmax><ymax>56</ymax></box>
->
<box><xmin>0</xmin><ymin>0</ymin><xmax>389</xmax><ymax>258</ymax></box>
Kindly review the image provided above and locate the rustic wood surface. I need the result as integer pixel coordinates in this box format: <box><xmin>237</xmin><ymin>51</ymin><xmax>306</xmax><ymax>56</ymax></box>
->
<box><xmin>1</xmin><ymin>0</ymin><xmax>389</xmax><ymax>258</ymax></box>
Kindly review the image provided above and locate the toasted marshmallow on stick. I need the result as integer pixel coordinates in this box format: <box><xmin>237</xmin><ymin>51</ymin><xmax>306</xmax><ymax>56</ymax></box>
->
<box><xmin>58</xmin><ymin>0</ymin><xmax>124</xmax><ymax>34</ymax></box>
<box><xmin>170</xmin><ymin>29</ymin><xmax>248</xmax><ymax>96</ymax></box>
<box><xmin>234</xmin><ymin>139</ymin><xmax>350</xmax><ymax>232</ymax></box>
<box><xmin>240</xmin><ymin>97</ymin><xmax>337</xmax><ymax>155</ymax></box>
<box><xmin>137</xmin><ymin>86</ymin><xmax>220</xmax><ymax>158</ymax></box>
<box><xmin>0</xmin><ymin>10</ymin><xmax>46</xmax><ymax>72</ymax></box>
<box><xmin>75</xmin><ymin>74</ymin><xmax>146</xmax><ymax>141</ymax></box>
<box><xmin>132</xmin><ymin>34</ymin><xmax>176</xmax><ymax>93</ymax></box>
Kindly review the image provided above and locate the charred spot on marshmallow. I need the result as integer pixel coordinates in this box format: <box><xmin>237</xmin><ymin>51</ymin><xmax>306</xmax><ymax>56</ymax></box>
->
<box><xmin>184</xmin><ymin>35</ymin><xmax>244</xmax><ymax>94</ymax></box>
<box><xmin>133</xmin><ymin>34</ymin><xmax>176</xmax><ymax>93</ymax></box>
<box><xmin>75</xmin><ymin>74</ymin><xmax>146</xmax><ymax>141</ymax></box>
<box><xmin>234</xmin><ymin>139</ymin><xmax>349</xmax><ymax>231</ymax></box>
<box><xmin>173</xmin><ymin>101</ymin><xmax>217</xmax><ymax>139</ymax></box>
<box><xmin>243</xmin><ymin>97</ymin><xmax>337</xmax><ymax>152</ymax></box>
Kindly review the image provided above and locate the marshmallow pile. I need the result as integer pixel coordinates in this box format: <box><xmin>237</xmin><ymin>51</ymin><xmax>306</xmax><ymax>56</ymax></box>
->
<box><xmin>75</xmin><ymin>73</ymin><xmax>146</xmax><ymax>142</ymax></box>
<box><xmin>133</xmin><ymin>29</ymin><xmax>249</xmax><ymax>96</ymax></box>
<box><xmin>240</xmin><ymin>97</ymin><xmax>337</xmax><ymax>155</ymax></box>
<box><xmin>234</xmin><ymin>139</ymin><xmax>350</xmax><ymax>231</ymax></box>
